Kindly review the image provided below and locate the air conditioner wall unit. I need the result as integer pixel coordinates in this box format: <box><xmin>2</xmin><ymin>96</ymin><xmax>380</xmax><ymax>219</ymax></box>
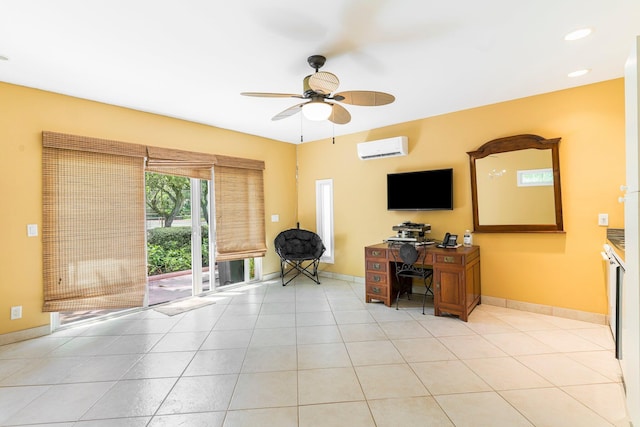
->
<box><xmin>357</xmin><ymin>136</ymin><xmax>408</xmax><ymax>160</ymax></box>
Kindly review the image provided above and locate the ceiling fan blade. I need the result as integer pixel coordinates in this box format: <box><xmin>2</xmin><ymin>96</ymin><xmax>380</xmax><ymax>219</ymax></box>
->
<box><xmin>333</xmin><ymin>90</ymin><xmax>395</xmax><ymax>106</ymax></box>
<box><xmin>271</xmin><ymin>101</ymin><xmax>308</xmax><ymax>121</ymax></box>
<box><xmin>328</xmin><ymin>103</ymin><xmax>351</xmax><ymax>124</ymax></box>
<box><xmin>308</xmin><ymin>71</ymin><xmax>340</xmax><ymax>95</ymax></box>
<box><xmin>241</xmin><ymin>92</ymin><xmax>304</xmax><ymax>98</ymax></box>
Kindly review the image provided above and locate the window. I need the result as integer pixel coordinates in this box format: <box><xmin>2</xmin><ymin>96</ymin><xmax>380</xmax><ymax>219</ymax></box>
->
<box><xmin>143</xmin><ymin>146</ymin><xmax>268</xmax><ymax>264</ymax></box>
<box><xmin>316</xmin><ymin>179</ymin><xmax>334</xmax><ymax>263</ymax></box>
<box><xmin>517</xmin><ymin>168</ymin><xmax>554</xmax><ymax>187</ymax></box>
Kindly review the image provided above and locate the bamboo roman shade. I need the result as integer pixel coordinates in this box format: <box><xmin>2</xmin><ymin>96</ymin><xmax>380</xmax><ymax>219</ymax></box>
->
<box><xmin>146</xmin><ymin>146</ymin><xmax>216</xmax><ymax>180</ymax></box>
<box><xmin>145</xmin><ymin>146</ymin><xmax>265</xmax><ymax>179</ymax></box>
<box><xmin>146</xmin><ymin>145</ymin><xmax>267</xmax><ymax>261</ymax></box>
<box><xmin>214</xmin><ymin>166</ymin><xmax>267</xmax><ymax>261</ymax></box>
<box><xmin>41</xmin><ymin>131</ymin><xmax>266</xmax><ymax>311</ymax></box>
<box><xmin>42</xmin><ymin>134</ymin><xmax>147</xmax><ymax>312</ymax></box>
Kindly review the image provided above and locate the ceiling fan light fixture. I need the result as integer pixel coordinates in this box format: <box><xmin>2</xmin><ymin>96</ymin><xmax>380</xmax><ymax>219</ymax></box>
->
<box><xmin>303</xmin><ymin>101</ymin><xmax>332</xmax><ymax>121</ymax></box>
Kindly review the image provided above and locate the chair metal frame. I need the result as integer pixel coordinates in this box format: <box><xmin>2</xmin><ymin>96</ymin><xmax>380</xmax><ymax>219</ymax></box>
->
<box><xmin>388</xmin><ymin>242</ymin><xmax>434</xmax><ymax>314</ymax></box>
<box><xmin>274</xmin><ymin>229</ymin><xmax>326</xmax><ymax>286</ymax></box>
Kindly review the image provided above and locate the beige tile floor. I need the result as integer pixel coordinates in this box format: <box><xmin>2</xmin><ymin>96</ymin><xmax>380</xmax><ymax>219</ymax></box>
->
<box><xmin>0</xmin><ymin>276</ymin><xmax>631</xmax><ymax>426</ymax></box>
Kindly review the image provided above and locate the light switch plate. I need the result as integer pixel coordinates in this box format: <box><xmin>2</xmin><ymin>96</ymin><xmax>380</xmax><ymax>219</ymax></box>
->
<box><xmin>27</xmin><ymin>224</ymin><xmax>38</xmax><ymax>237</ymax></box>
<box><xmin>10</xmin><ymin>306</ymin><xmax>22</xmax><ymax>320</ymax></box>
<box><xmin>271</xmin><ymin>214</ymin><xmax>279</xmax><ymax>222</ymax></box>
<box><xmin>598</xmin><ymin>213</ymin><xmax>609</xmax><ymax>226</ymax></box>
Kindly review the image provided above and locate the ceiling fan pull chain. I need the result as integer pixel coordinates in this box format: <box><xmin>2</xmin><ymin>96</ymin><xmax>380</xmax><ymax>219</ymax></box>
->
<box><xmin>332</xmin><ymin>123</ymin><xmax>335</xmax><ymax>144</ymax></box>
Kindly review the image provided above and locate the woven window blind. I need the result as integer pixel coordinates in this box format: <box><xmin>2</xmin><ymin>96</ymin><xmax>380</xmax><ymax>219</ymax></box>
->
<box><xmin>214</xmin><ymin>166</ymin><xmax>267</xmax><ymax>261</ymax></box>
<box><xmin>146</xmin><ymin>146</ymin><xmax>216</xmax><ymax>180</ymax></box>
<box><xmin>41</xmin><ymin>131</ymin><xmax>267</xmax><ymax>311</ymax></box>
<box><xmin>42</xmin><ymin>144</ymin><xmax>147</xmax><ymax>312</ymax></box>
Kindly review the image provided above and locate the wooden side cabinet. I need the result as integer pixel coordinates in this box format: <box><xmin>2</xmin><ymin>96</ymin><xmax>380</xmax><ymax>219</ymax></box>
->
<box><xmin>433</xmin><ymin>247</ymin><xmax>481</xmax><ymax>322</ymax></box>
<box><xmin>364</xmin><ymin>243</ymin><xmax>481</xmax><ymax>321</ymax></box>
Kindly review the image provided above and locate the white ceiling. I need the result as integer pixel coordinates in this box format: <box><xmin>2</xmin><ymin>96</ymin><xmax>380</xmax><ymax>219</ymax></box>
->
<box><xmin>1</xmin><ymin>0</ymin><xmax>640</xmax><ymax>144</ymax></box>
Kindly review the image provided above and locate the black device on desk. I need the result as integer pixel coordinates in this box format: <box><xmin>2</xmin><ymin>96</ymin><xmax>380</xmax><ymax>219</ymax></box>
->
<box><xmin>437</xmin><ymin>232</ymin><xmax>458</xmax><ymax>248</ymax></box>
<box><xmin>386</xmin><ymin>221</ymin><xmax>431</xmax><ymax>243</ymax></box>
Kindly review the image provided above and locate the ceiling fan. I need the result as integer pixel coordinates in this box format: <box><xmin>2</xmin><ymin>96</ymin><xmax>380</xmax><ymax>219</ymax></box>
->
<box><xmin>241</xmin><ymin>55</ymin><xmax>395</xmax><ymax>124</ymax></box>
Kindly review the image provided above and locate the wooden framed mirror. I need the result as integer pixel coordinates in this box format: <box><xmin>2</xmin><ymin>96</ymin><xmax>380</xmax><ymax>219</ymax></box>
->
<box><xmin>468</xmin><ymin>134</ymin><xmax>564</xmax><ymax>233</ymax></box>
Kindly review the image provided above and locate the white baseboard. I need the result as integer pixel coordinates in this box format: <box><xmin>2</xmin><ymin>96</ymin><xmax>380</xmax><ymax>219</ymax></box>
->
<box><xmin>0</xmin><ymin>324</ymin><xmax>51</xmax><ymax>346</ymax></box>
<box><xmin>481</xmin><ymin>295</ymin><xmax>607</xmax><ymax>325</ymax></box>
<box><xmin>319</xmin><ymin>271</ymin><xmax>363</xmax><ymax>283</ymax></box>
<box><xmin>262</xmin><ymin>272</ymin><xmax>281</xmax><ymax>281</ymax></box>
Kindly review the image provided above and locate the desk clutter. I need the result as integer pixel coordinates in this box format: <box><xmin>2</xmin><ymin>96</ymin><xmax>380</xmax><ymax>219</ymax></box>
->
<box><xmin>386</xmin><ymin>221</ymin><xmax>431</xmax><ymax>243</ymax></box>
<box><xmin>384</xmin><ymin>222</ymin><xmax>465</xmax><ymax>248</ymax></box>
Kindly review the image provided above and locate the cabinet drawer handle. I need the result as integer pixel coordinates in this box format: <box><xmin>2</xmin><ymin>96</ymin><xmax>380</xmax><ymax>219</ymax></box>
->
<box><xmin>372</xmin><ymin>286</ymin><xmax>381</xmax><ymax>294</ymax></box>
<box><xmin>371</xmin><ymin>250</ymin><xmax>381</xmax><ymax>256</ymax></box>
<box><xmin>373</xmin><ymin>262</ymin><xmax>381</xmax><ymax>270</ymax></box>
<box><xmin>443</xmin><ymin>256</ymin><xmax>455</xmax><ymax>263</ymax></box>
<box><xmin>372</xmin><ymin>275</ymin><xmax>381</xmax><ymax>282</ymax></box>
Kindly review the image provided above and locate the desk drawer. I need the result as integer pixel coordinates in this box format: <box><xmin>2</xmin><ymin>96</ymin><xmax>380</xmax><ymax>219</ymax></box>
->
<box><xmin>366</xmin><ymin>282</ymin><xmax>389</xmax><ymax>298</ymax></box>
<box><xmin>422</xmin><ymin>252</ymin><xmax>435</xmax><ymax>265</ymax></box>
<box><xmin>366</xmin><ymin>271</ymin><xmax>388</xmax><ymax>285</ymax></box>
<box><xmin>435</xmin><ymin>253</ymin><xmax>464</xmax><ymax>265</ymax></box>
<box><xmin>365</xmin><ymin>247</ymin><xmax>387</xmax><ymax>259</ymax></box>
<box><xmin>366</xmin><ymin>260</ymin><xmax>387</xmax><ymax>272</ymax></box>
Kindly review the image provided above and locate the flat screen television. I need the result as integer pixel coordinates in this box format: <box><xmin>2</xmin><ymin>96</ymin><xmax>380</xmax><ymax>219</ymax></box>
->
<box><xmin>387</xmin><ymin>168</ymin><xmax>453</xmax><ymax>210</ymax></box>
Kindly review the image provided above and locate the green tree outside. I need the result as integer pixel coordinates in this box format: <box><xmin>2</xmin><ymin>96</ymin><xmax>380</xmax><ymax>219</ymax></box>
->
<box><xmin>145</xmin><ymin>173</ymin><xmax>190</xmax><ymax>227</ymax></box>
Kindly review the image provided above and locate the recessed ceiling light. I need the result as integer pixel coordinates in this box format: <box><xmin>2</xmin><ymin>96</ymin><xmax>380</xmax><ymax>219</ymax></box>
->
<box><xmin>564</xmin><ymin>28</ymin><xmax>593</xmax><ymax>41</ymax></box>
<box><xmin>568</xmin><ymin>68</ymin><xmax>590</xmax><ymax>78</ymax></box>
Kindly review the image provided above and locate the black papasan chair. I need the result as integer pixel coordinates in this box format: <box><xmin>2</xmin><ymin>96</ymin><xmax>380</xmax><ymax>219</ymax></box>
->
<box><xmin>274</xmin><ymin>228</ymin><xmax>326</xmax><ymax>286</ymax></box>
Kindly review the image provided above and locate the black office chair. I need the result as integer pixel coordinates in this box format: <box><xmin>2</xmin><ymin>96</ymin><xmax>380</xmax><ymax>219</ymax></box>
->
<box><xmin>274</xmin><ymin>228</ymin><xmax>326</xmax><ymax>286</ymax></box>
<box><xmin>389</xmin><ymin>242</ymin><xmax>434</xmax><ymax>314</ymax></box>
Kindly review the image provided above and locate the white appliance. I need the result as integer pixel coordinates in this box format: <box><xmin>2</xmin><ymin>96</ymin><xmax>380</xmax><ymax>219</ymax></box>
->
<box><xmin>602</xmin><ymin>243</ymin><xmax>624</xmax><ymax>359</ymax></box>
<box><xmin>357</xmin><ymin>136</ymin><xmax>408</xmax><ymax>160</ymax></box>
<box><xmin>621</xmin><ymin>35</ymin><xmax>640</xmax><ymax>426</ymax></box>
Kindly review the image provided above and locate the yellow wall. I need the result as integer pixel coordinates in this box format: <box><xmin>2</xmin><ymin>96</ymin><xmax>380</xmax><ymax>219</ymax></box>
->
<box><xmin>297</xmin><ymin>79</ymin><xmax>625</xmax><ymax>314</ymax></box>
<box><xmin>0</xmin><ymin>82</ymin><xmax>297</xmax><ymax>335</ymax></box>
<box><xmin>0</xmin><ymin>78</ymin><xmax>626</xmax><ymax>336</ymax></box>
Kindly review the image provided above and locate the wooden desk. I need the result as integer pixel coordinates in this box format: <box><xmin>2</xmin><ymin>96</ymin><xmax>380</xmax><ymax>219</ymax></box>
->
<box><xmin>364</xmin><ymin>243</ymin><xmax>481</xmax><ymax>321</ymax></box>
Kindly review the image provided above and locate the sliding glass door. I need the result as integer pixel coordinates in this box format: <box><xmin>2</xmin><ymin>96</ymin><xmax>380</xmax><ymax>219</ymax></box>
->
<box><xmin>55</xmin><ymin>171</ymin><xmax>260</xmax><ymax>326</ymax></box>
<box><xmin>146</xmin><ymin>174</ymin><xmax>213</xmax><ymax>305</ymax></box>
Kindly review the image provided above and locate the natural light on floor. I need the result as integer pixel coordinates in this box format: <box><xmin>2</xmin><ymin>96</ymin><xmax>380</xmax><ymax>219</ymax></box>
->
<box><xmin>0</xmin><ymin>276</ymin><xmax>629</xmax><ymax>426</ymax></box>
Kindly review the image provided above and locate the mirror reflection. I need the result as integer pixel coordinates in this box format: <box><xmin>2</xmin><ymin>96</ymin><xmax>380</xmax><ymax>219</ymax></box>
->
<box><xmin>468</xmin><ymin>134</ymin><xmax>564</xmax><ymax>233</ymax></box>
<box><xmin>476</xmin><ymin>149</ymin><xmax>555</xmax><ymax>225</ymax></box>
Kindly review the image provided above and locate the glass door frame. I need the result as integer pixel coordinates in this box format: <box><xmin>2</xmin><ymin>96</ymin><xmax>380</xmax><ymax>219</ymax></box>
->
<box><xmin>191</xmin><ymin>176</ymin><xmax>216</xmax><ymax>295</ymax></box>
<box><xmin>191</xmin><ymin>177</ymin><xmax>204</xmax><ymax>295</ymax></box>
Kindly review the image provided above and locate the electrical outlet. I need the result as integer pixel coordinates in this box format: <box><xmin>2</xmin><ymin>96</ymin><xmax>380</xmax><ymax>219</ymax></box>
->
<box><xmin>10</xmin><ymin>306</ymin><xmax>22</xmax><ymax>320</ymax></box>
<box><xmin>598</xmin><ymin>213</ymin><xmax>609</xmax><ymax>226</ymax></box>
